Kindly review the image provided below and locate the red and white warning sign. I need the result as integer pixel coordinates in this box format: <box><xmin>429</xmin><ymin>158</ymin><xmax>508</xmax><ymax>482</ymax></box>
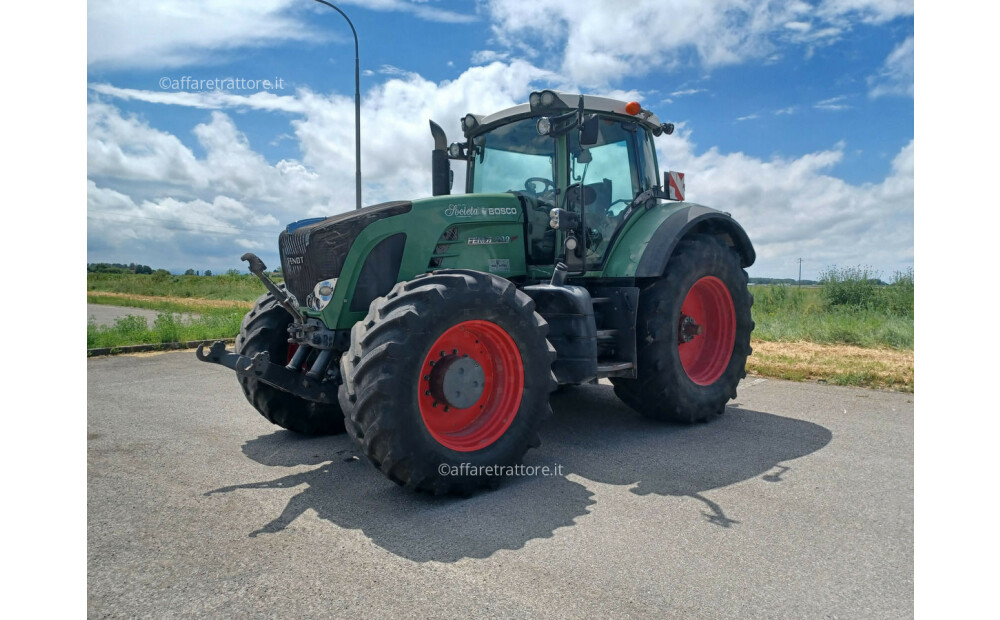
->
<box><xmin>667</xmin><ymin>171</ymin><xmax>685</xmax><ymax>201</ymax></box>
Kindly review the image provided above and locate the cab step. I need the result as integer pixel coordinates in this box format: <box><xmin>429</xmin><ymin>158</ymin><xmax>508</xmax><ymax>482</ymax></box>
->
<box><xmin>597</xmin><ymin>361</ymin><xmax>634</xmax><ymax>377</ymax></box>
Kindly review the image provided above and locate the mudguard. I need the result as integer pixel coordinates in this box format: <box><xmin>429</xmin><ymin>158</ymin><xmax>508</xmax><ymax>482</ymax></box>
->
<box><xmin>601</xmin><ymin>203</ymin><xmax>755</xmax><ymax>278</ymax></box>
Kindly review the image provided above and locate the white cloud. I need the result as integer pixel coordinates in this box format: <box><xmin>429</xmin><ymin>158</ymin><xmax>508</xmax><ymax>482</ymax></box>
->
<box><xmin>87</xmin><ymin>180</ymin><xmax>282</xmax><ymax>268</ymax></box>
<box><xmin>88</xmin><ymin>82</ymin><xmax>307</xmax><ymax>112</ymax></box>
<box><xmin>336</xmin><ymin>0</ymin><xmax>477</xmax><ymax>24</ymax></box>
<box><xmin>658</xmin><ymin>129</ymin><xmax>913</xmax><ymax>278</ymax></box>
<box><xmin>88</xmin><ymin>0</ymin><xmax>316</xmax><ymax>69</ymax></box>
<box><xmin>868</xmin><ymin>36</ymin><xmax>913</xmax><ymax>98</ymax></box>
<box><xmin>88</xmin><ymin>0</ymin><xmax>477</xmax><ymax>69</ymax></box>
<box><xmin>671</xmin><ymin>88</ymin><xmax>707</xmax><ymax>97</ymax></box>
<box><xmin>482</xmin><ymin>0</ymin><xmax>913</xmax><ymax>86</ymax></box>
<box><xmin>471</xmin><ymin>50</ymin><xmax>511</xmax><ymax>64</ymax></box>
<box><xmin>784</xmin><ymin>21</ymin><xmax>811</xmax><ymax>33</ymax></box>
<box><xmin>736</xmin><ymin>114</ymin><xmax>759</xmax><ymax>121</ymax></box>
<box><xmin>87</xmin><ymin>101</ymin><xmax>207</xmax><ymax>188</ymax></box>
<box><xmin>817</xmin><ymin>0</ymin><xmax>914</xmax><ymax>24</ymax></box>
<box><xmin>814</xmin><ymin>95</ymin><xmax>851</xmax><ymax>111</ymax></box>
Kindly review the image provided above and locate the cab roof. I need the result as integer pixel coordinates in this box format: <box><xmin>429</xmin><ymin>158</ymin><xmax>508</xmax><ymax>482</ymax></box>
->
<box><xmin>464</xmin><ymin>91</ymin><xmax>664</xmax><ymax>139</ymax></box>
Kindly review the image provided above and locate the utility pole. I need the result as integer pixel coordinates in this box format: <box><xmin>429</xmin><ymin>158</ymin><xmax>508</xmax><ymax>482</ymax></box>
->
<box><xmin>797</xmin><ymin>258</ymin><xmax>803</xmax><ymax>286</ymax></box>
<box><xmin>311</xmin><ymin>1</ymin><xmax>362</xmax><ymax>210</ymax></box>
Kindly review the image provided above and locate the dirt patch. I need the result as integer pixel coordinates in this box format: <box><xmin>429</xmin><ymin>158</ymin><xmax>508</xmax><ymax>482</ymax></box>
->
<box><xmin>748</xmin><ymin>339</ymin><xmax>913</xmax><ymax>392</ymax></box>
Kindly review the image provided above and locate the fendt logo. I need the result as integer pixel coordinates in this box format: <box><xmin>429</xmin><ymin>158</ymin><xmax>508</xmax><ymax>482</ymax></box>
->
<box><xmin>444</xmin><ymin>204</ymin><xmax>518</xmax><ymax>218</ymax></box>
<box><xmin>468</xmin><ymin>235</ymin><xmax>516</xmax><ymax>245</ymax></box>
<box><xmin>286</xmin><ymin>256</ymin><xmax>304</xmax><ymax>265</ymax></box>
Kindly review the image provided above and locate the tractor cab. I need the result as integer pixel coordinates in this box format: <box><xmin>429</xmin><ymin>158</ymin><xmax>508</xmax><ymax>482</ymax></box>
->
<box><xmin>433</xmin><ymin>91</ymin><xmax>676</xmax><ymax>273</ymax></box>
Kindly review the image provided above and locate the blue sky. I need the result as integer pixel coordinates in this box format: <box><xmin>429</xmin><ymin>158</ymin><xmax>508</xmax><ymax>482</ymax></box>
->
<box><xmin>86</xmin><ymin>0</ymin><xmax>914</xmax><ymax>279</ymax></box>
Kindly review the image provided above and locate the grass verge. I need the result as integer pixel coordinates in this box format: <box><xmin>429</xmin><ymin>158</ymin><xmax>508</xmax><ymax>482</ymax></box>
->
<box><xmin>750</xmin><ymin>285</ymin><xmax>913</xmax><ymax>350</ymax></box>
<box><xmin>87</xmin><ymin>306</ymin><xmax>244</xmax><ymax>350</ymax></box>
<box><xmin>747</xmin><ymin>339</ymin><xmax>913</xmax><ymax>392</ymax></box>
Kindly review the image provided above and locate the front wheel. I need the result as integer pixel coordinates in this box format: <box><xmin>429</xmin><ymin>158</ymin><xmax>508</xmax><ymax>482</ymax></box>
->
<box><xmin>236</xmin><ymin>287</ymin><xmax>347</xmax><ymax>435</ymax></box>
<box><xmin>611</xmin><ymin>237</ymin><xmax>754</xmax><ymax>423</ymax></box>
<box><xmin>339</xmin><ymin>269</ymin><xmax>556</xmax><ymax>495</ymax></box>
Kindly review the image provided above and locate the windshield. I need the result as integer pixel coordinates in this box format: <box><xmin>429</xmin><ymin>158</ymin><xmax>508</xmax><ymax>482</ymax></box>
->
<box><xmin>470</xmin><ymin>118</ymin><xmax>555</xmax><ymax>194</ymax></box>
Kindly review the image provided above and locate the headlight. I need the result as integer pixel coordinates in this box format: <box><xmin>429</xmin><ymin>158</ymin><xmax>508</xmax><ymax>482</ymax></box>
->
<box><xmin>307</xmin><ymin>279</ymin><xmax>337</xmax><ymax>311</ymax></box>
<box><xmin>536</xmin><ymin>117</ymin><xmax>552</xmax><ymax>136</ymax></box>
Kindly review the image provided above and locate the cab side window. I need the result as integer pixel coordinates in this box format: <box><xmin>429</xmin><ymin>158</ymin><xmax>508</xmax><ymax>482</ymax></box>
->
<box><xmin>568</xmin><ymin>118</ymin><xmax>642</xmax><ymax>267</ymax></box>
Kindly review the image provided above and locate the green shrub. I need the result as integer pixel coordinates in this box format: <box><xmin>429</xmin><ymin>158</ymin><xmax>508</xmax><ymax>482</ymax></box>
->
<box><xmin>883</xmin><ymin>268</ymin><xmax>914</xmax><ymax>316</ymax></box>
<box><xmin>819</xmin><ymin>265</ymin><xmax>913</xmax><ymax>317</ymax></box>
<box><xmin>153</xmin><ymin>313</ymin><xmax>181</xmax><ymax>343</ymax></box>
<box><xmin>87</xmin><ymin>309</ymin><xmax>245</xmax><ymax>349</ymax></box>
<box><xmin>750</xmin><ymin>266</ymin><xmax>914</xmax><ymax>350</ymax></box>
<box><xmin>820</xmin><ymin>265</ymin><xmax>882</xmax><ymax>310</ymax></box>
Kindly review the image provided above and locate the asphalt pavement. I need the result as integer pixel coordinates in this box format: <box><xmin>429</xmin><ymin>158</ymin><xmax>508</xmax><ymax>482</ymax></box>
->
<box><xmin>88</xmin><ymin>350</ymin><xmax>913</xmax><ymax>618</ymax></box>
<box><xmin>87</xmin><ymin>304</ymin><xmax>199</xmax><ymax>328</ymax></box>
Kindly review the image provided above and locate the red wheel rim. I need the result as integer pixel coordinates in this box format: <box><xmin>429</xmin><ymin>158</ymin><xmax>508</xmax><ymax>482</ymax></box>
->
<box><xmin>678</xmin><ymin>276</ymin><xmax>736</xmax><ymax>385</ymax></box>
<box><xmin>418</xmin><ymin>320</ymin><xmax>524</xmax><ymax>452</ymax></box>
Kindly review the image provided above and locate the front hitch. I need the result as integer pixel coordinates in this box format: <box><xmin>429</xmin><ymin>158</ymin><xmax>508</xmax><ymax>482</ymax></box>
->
<box><xmin>196</xmin><ymin>341</ymin><xmax>339</xmax><ymax>404</ymax></box>
<box><xmin>241</xmin><ymin>252</ymin><xmax>302</xmax><ymax>325</ymax></box>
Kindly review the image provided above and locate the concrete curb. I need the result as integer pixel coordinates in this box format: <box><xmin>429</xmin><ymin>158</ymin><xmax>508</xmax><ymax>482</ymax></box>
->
<box><xmin>87</xmin><ymin>338</ymin><xmax>236</xmax><ymax>357</ymax></box>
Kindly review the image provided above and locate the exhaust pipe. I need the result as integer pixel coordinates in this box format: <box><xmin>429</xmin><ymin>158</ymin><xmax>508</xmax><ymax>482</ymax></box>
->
<box><xmin>430</xmin><ymin>120</ymin><xmax>451</xmax><ymax>196</ymax></box>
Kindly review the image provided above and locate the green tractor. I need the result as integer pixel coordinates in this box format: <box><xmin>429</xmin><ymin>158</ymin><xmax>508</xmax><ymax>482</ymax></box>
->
<box><xmin>198</xmin><ymin>91</ymin><xmax>755</xmax><ymax>495</ymax></box>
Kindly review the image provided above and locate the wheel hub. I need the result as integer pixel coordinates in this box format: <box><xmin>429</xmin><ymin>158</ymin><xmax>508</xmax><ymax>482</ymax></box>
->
<box><xmin>678</xmin><ymin>314</ymin><xmax>703</xmax><ymax>343</ymax></box>
<box><xmin>427</xmin><ymin>354</ymin><xmax>486</xmax><ymax>410</ymax></box>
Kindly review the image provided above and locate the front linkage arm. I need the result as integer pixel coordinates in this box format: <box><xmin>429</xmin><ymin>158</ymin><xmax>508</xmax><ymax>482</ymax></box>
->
<box><xmin>195</xmin><ymin>253</ymin><xmax>339</xmax><ymax>404</ymax></box>
<box><xmin>241</xmin><ymin>252</ymin><xmax>302</xmax><ymax>324</ymax></box>
<box><xmin>195</xmin><ymin>341</ymin><xmax>339</xmax><ymax>404</ymax></box>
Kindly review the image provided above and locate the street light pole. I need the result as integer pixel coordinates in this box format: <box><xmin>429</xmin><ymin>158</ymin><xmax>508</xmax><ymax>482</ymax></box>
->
<box><xmin>311</xmin><ymin>1</ymin><xmax>362</xmax><ymax>210</ymax></box>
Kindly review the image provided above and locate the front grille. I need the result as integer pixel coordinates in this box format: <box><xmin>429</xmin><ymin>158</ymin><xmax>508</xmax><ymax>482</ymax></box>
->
<box><xmin>279</xmin><ymin>201</ymin><xmax>412</xmax><ymax>305</ymax></box>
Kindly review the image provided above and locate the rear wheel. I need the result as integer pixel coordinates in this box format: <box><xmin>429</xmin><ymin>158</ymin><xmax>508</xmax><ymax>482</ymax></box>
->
<box><xmin>612</xmin><ymin>237</ymin><xmax>753</xmax><ymax>423</ymax></box>
<box><xmin>236</xmin><ymin>287</ymin><xmax>346</xmax><ymax>435</ymax></box>
<box><xmin>339</xmin><ymin>269</ymin><xmax>556</xmax><ymax>495</ymax></box>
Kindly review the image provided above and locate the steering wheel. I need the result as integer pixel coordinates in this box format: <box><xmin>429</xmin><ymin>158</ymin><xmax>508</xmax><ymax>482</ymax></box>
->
<box><xmin>606</xmin><ymin>198</ymin><xmax>631</xmax><ymax>217</ymax></box>
<box><xmin>524</xmin><ymin>177</ymin><xmax>554</xmax><ymax>195</ymax></box>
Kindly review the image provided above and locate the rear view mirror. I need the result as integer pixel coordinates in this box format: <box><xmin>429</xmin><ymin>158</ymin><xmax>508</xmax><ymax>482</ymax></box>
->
<box><xmin>580</xmin><ymin>114</ymin><xmax>599</xmax><ymax>146</ymax></box>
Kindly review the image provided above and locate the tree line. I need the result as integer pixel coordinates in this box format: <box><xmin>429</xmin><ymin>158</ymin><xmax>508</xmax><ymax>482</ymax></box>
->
<box><xmin>749</xmin><ymin>277</ymin><xmax>819</xmax><ymax>286</ymax></box>
<box><xmin>87</xmin><ymin>263</ymin><xmax>282</xmax><ymax>277</ymax></box>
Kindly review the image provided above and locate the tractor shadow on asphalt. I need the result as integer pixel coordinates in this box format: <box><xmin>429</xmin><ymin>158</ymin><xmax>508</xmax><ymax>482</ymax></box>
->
<box><xmin>544</xmin><ymin>383</ymin><xmax>833</xmax><ymax>527</ymax></box>
<box><xmin>206</xmin><ymin>382</ymin><xmax>831</xmax><ymax>562</ymax></box>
